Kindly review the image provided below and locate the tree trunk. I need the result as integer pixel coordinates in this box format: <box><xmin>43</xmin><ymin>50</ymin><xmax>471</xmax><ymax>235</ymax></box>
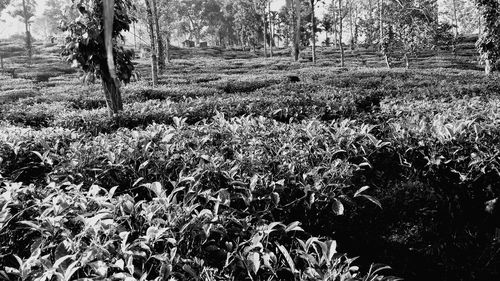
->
<box><xmin>339</xmin><ymin>0</ymin><xmax>344</xmax><ymax>67</ymax></box>
<box><xmin>485</xmin><ymin>59</ymin><xmax>492</xmax><ymax>75</ymax></box>
<box><xmin>379</xmin><ymin>0</ymin><xmax>383</xmax><ymax>51</ymax></box>
<box><xmin>102</xmin><ymin>0</ymin><xmax>123</xmax><ymax>117</ymax></box>
<box><xmin>333</xmin><ymin>10</ymin><xmax>338</xmax><ymax>49</ymax></box>
<box><xmin>349</xmin><ymin>0</ymin><xmax>353</xmax><ymax>52</ymax></box>
<box><xmin>404</xmin><ymin>53</ymin><xmax>409</xmax><ymax>69</ymax></box>
<box><xmin>452</xmin><ymin>0</ymin><xmax>459</xmax><ymax>37</ymax></box>
<box><xmin>166</xmin><ymin>32</ymin><xmax>171</xmax><ymax>64</ymax></box>
<box><xmin>368</xmin><ymin>0</ymin><xmax>373</xmax><ymax>46</ymax></box>
<box><xmin>262</xmin><ymin>2</ymin><xmax>268</xmax><ymax>58</ymax></box>
<box><xmin>269</xmin><ymin>1</ymin><xmax>273</xmax><ymax>57</ymax></box>
<box><xmin>293</xmin><ymin>0</ymin><xmax>301</xmax><ymax>61</ymax></box>
<box><xmin>478</xmin><ymin>14</ymin><xmax>481</xmax><ymax>35</ymax></box>
<box><xmin>22</xmin><ymin>0</ymin><xmax>32</xmax><ymax>65</ymax></box>
<box><xmin>145</xmin><ymin>0</ymin><xmax>158</xmax><ymax>87</ymax></box>
<box><xmin>311</xmin><ymin>0</ymin><xmax>316</xmax><ymax>63</ymax></box>
<box><xmin>133</xmin><ymin>22</ymin><xmax>137</xmax><ymax>50</ymax></box>
<box><xmin>152</xmin><ymin>0</ymin><xmax>165</xmax><ymax>72</ymax></box>
<box><xmin>101</xmin><ymin>64</ymin><xmax>123</xmax><ymax>116</ymax></box>
<box><xmin>384</xmin><ymin>53</ymin><xmax>391</xmax><ymax>68</ymax></box>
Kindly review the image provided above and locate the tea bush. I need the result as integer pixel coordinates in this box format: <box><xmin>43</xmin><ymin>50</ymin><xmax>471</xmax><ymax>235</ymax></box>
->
<box><xmin>2</xmin><ymin>51</ymin><xmax>500</xmax><ymax>280</ymax></box>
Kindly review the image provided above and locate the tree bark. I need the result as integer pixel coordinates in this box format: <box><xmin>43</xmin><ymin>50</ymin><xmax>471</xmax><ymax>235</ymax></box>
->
<box><xmin>103</xmin><ymin>0</ymin><xmax>123</xmax><ymax>116</ymax></box>
<box><xmin>310</xmin><ymin>0</ymin><xmax>316</xmax><ymax>63</ymax></box>
<box><xmin>166</xmin><ymin>32</ymin><xmax>171</xmax><ymax>64</ymax></box>
<box><xmin>333</xmin><ymin>6</ymin><xmax>338</xmax><ymax>49</ymax></box>
<box><xmin>133</xmin><ymin>22</ymin><xmax>137</xmax><ymax>50</ymax></box>
<box><xmin>485</xmin><ymin>59</ymin><xmax>492</xmax><ymax>75</ymax></box>
<box><xmin>152</xmin><ymin>0</ymin><xmax>165</xmax><ymax>72</ymax></box>
<box><xmin>293</xmin><ymin>0</ymin><xmax>301</xmax><ymax>61</ymax></box>
<box><xmin>263</xmin><ymin>16</ymin><xmax>268</xmax><ymax>57</ymax></box>
<box><xmin>452</xmin><ymin>0</ymin><xmax>459</xmax><ymax>37</ymax></box>
<box><xmin>368</xmin><ymin>0</ymin><xmax>373</xmax><ymax>46</ymax></box>
<box><xmin>349</xmin><ymin>0</ymin><xmax>353</xmax><ymax>52</ymax></box>
<box><xmin>101</xmin><ymin>63</ymin><xmax>123</xmax><ymax>116</ymax></box>
<box><xmin>379</xmin><ymin>0</ymin><xmax>383</xmax><ymax>51</ymax></box>
<box><xmin>339</xmin><ymin>0</ymin><xmax>344</xmax><ymax>67</ymax></box>
<box><xmin>22</xmin><ymin>0</ymin><xmax>32</xmax><ymax>65</ymax></box>
<box><xmin>384</xmin><ymin>53</ymin><xmax>391</xmax><ymax>68</ymax></box>
<box><xmin>269</xmin><ymin>1</ymin><xmax>273</xmax><ymax>57</ymax></box>
<box><xmin>145</xmin><ymin>0</ymin><xmax>158</xmax><ymax>87</ymax></box>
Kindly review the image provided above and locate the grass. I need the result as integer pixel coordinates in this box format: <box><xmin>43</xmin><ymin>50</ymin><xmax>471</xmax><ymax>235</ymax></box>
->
<box><xmin>0</xmin><ymin>38</ymin><xmax>499</xmax><ymax>281</ymax></box>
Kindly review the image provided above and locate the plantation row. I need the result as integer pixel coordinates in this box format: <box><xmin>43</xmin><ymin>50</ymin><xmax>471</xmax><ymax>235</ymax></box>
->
<box><xmin>1</xmin><ymin>64</ymin><xmax>500</xmax><ymax>280</ymax></box>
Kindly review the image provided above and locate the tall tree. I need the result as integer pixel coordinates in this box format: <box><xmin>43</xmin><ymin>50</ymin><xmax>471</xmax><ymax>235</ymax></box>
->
<box><xmin>339</xmin><ymin>0</ymin><xmax>344</xmax><ymax>66</ymax></box>
<box><xmin>379</xmin><ymin>0</ymin><xmax>383</xmax><ymax>51</ymax></box>
<box><xmin>381</xmin><ymin>0</ymin><xmax>440</xmax><ymax>69</ymax></box>
<box><xmin>151</xmin><ymin>0</ymin><xmax>165</xmax><ymax>71</ymax></box>
<box><xmin>268</xmin><ymin>0</ymin><xmax>273</xmax><ymax>57</ymax></box>
<box><xmin>157</xmin><ymin>0</ymin><xmax>180</xmax><ymax>63</ymax></box>
<box><xmin>9</xmin><ymin>0</ymin><xmax>35</xmax><ymax>64</ymax></box>
<box><xmin>62</xmin><ymin>0</ymin><xmax>136</xmax><ymax>116</ymax></box>
<box><xmin>145</xmin><ymin>0</ymin><xmax>158</xmax><ymax>85</ymax></box>
<box><xmin>309</xmin><ymin>0</ymin><xmax>319</xmax><ymax>63</ymax></box>
<box><xmin>254</xmin><ymin>0</ymin><xmax>269</xmax><ymax>57</ymax></box>
<box><xmin>33</xmin><ymin>0</ymin><xmax>78</xmax><ymax>40</ymax></box>
<box><xmin>441</xmin><ymin>0</ymin><xmax>481</xmax><ymax>34</ymax></box>
<box><xmin>475</xmin><ymin>0</ymin><xmax>500</xmax><ymax>75</ymax></box>
<box><xmin>292</xmin><ymin>0</ymin><xmax>301</xmax><ymax>61</ymax></box>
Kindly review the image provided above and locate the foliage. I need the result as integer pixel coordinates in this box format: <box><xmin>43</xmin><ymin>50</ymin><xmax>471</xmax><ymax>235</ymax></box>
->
<box><xmin>2</xmin><ymin>44</ymin><xmax>500</xmax><ymax>281</ymax></box>
<box><xmin>61</xmin><ymin>0</ymin><xmax>135</xmax><ymax>83</ymax></box>
<box><xmin>7</xmin><ymin>0</ymin><xmax>36</xmax><ymax>22</ymax></box>
<box><xmin>381</xmin><ymin>0</ymin><xmax>447</xmax><ymax>67</ymax></box>
<box><xmin>475</xmin><ymin>0</ymin><xmax>500</xmax><ymax>73</ymax></box>
<box><xmin>0</xmin><ymin>0</ymin><xmax>10</xmax><ymax>14</ymax></box>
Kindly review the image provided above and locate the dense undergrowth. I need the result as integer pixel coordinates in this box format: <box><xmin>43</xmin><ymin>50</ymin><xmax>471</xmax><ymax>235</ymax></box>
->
<box><xmin>1</xmin><ymin>46</ymin><xmax>500</xmax><ymax>281</ymax></box>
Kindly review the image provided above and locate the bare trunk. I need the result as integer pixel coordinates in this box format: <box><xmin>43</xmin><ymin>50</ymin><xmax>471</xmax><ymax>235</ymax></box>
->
<box><xmin>1</xmin><ymin>56</ymin><xmax>3</xmax><ymax>70</ymax></box>
<box><xmin>166</xmin><ymin>32</ymin><xmax>171</xmax><ymax>64</ymax></box>
<box><xmin>145</xmin><ymin>0</ymin><xmax>158</xmax><ymax>86</ymax></box>
<box><xmin>379</xmin><ymin>0</ymin><xmax>383</xmax><ymax>51</ymax></box>
<box><xmin>102</xmin><ymin>0</ymin><xmax>123</xmax><ymax>116</ymax></box>
<box><xmin>101</xmin><ymin>64</ymin><xmax>123</xmax><ymax>116</ymax></box>
<box><xmin>133</xmin><ymin>22</ymin><xmax>137</xmax><ymax>50</ymax></box>
<box><xmin>404</xmin><ymin>53</ymin><xmax>409</xmax><ymax>69</ymax></box>
<box><xmin>22</xmin><ymin>0</ymin><xmax>32</xmax><ymax>65</ymax></box>
<box><xmin>263</xmin><ymin>18</ymin><xmax>268</xmax><ymax>57</ymax></box>
<box><xmin>485</xmin><ymin>59</ymin><xmax>492</xmax><ymax>75</ymax></box>
<box><xmin>152</xmin><ymin>0</ymin><xmax>165</xmax><ymax>72</ymax></box>
<box><xmin>311</xmin><ymin>0</ymin><xmax>316</xmax><ymax>63</ymax></box>
<box><xmin>339</xmin><ymin>0</ymin><xmax>344</xmax><ymax>67</ymax></box>
<box><xmin>368</xmin><ymin>0</ymin><xmax>373</xmax><ymax>46</ymax></box>
<box><xmin>478</xmin><ymin>14</ymin><xmax>482</xmax><ymax>35</ymax></box>
<box><xmin>349</xmin><ymin>0</ymin><xmax>353</xmax><ymax>52</ymax></box>
<box><xmin>293</xmin><ymin>0</ymin><xmax>301</xmax><ymax>61</ymax></box>
<box><xmin>333</xmin><ymin>17</ymin><xmax>338</xmax><ymax>48</ymax></box>
<box><xmin>269</xmin><ymin>1</ymin><xmax>273</xmax><ymax>57</ymax></box>
<box><xmin>384</xmin><ymin>54</ymin><xmax>391</xmax><ymax>68</ymax></box>
<box><xmin>452</xmin><ymin>0</ymin><xmax>459</xmax><ymax>37</ymax></box>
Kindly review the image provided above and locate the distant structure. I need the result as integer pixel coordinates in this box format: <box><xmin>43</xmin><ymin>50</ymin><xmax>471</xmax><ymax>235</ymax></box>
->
<box><xmin>182</xmin><ymin>40</ymin><xmax>195</xmax><ymax>48</ymax></box>
<box><xmin>199</xmin><ymin>42</ymin><xmax>208</xmax><ymax>48</ymax></box>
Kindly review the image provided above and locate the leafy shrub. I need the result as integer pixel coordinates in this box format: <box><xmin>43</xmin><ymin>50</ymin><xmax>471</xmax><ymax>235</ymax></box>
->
<box><xmin>0</xmin><ymin>89</ymin><xmax>38</xmax><ymax>104</ymax></box>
